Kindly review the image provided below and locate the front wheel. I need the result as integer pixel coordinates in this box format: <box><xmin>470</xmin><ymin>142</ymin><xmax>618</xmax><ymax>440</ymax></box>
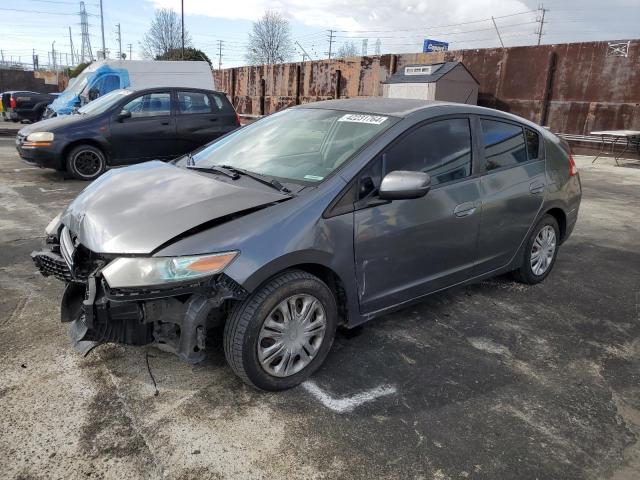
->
<box><xmin>513</xmin><ymin>214</ymin><xmax>560</xmax><ymax>284</ymax></box>
<box><xmin>224</xmin><ymin>270</ymin><xmax>337</xmax><ymax>391</ymax></box>
<box><xmin>66</xmin><ymin>144</ymin><xmax>107</xmax><ymax>181</ymax></box>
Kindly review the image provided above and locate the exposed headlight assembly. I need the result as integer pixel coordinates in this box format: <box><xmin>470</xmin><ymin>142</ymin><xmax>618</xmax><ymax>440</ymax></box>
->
<box><xmin>101</xmin><ymin>251</ymin><xmax>239</xmax><ymax>288</ymax></box>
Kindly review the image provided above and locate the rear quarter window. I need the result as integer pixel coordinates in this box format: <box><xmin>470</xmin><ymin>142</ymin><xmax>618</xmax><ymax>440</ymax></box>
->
<box><xmin>210</xmin><ymin>93</ymin><xmax>234</xmax><ymax>113</ymax></box>
<box><xmin>480</xmin><ymin>119</ymin><xmax>528</xmax><ymax>171</ymax></box>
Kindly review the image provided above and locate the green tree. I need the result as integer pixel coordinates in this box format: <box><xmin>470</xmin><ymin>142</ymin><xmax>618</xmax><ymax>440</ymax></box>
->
<box><xmin>69</xmin><ymin>62</ymin><xmax>91</xmax><ymax>78</ymax></box>
<box><xmin>156</xmin><ymin>47</ymin><xmax>211</xmax><ymax>66</ymax></box>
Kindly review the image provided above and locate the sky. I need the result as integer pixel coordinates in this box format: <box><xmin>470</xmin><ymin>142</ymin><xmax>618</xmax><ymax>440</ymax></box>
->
<box><xmin>0</xmin><ymin>0</ymin><xmax>638</xmax><ymax>69</ymax></box>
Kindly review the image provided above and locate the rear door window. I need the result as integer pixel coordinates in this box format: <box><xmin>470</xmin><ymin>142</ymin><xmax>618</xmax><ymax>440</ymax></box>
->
<box><xmin>122</xmin><ymin>92</ymin><xmax>171</xmax><ymax>118</ymax></box>
<box><xmin>177</xmin><ymin>91</ymin><xmax>213</xmax><ymax>114</ymax></box>
<box><xmin>480</xmin><ymin>119</ymin><xmax>528</xmax><ymax>171</ymax></box>
<box><xmin>383</xmin><ymin>118</ymin><xmax>472</xmax><ymax>186</ymax></box>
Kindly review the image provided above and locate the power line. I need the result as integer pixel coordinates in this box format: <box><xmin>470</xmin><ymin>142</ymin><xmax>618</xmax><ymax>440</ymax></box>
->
<box><xmin>0</xmin><ymin>7</ymin><xmax>98</xmax><ymax>16</ymax></box>
<box><xmin>333</xmin><ymin>10</ymin><xmax>537</xmax><ymax>34</ymax></box>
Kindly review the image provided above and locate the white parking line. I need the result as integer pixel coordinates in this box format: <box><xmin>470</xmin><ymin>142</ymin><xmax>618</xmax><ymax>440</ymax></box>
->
<box><xmin>302</xmin><ymin>380</ymin><xmax>397</xmax><ymax>413</ymax></box>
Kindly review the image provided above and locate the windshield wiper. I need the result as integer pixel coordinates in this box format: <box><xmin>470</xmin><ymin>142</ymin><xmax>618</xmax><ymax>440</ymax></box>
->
<box><xmin>186</xmin><ymin>164</ymin><xmax>239</xmax><ymax>179</ymax></box>
<box><xmin>218</xmin><ymin>165</ymin><xmax>292</xmax><ymax>194</ymax></box>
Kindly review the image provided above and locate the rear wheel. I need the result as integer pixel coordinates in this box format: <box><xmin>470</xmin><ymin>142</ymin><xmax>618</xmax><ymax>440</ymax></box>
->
<box><xmin>66</xmin><ymin>144</ymin><xmax>106</xmax><ymax>181</ymax></box>
<box><xmin>513</xmin><ymin>214</ymin><xmax>560</xmax><ymax>284</ymax></box>
<box><xmin>224</xmin><ymin>270</ymin><xmax>337</xmax><ymax>391</ymax></box>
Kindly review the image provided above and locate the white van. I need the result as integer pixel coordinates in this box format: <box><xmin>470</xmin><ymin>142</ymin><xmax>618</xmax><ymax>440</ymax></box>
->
<box><xmin>47</xmin><ymin>60</ymin><xmax>215</xmax><ymax>116</ymax></box>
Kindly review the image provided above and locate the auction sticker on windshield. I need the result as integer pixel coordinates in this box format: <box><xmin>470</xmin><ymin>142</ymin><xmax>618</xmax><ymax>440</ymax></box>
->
<box><xmin>338</xmin><ymin>114</ymin><xmax>388</xmax><ymax>125</ymax></box>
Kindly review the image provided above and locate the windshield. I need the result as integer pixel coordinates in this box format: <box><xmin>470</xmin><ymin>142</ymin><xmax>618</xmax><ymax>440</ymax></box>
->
<box><xmin>187</xmin><ymin>108</ymin><xmax>396</xmax><ymax>183</ymax></box>
<box><xmin>66</xmin><ymin>71</ymin><xmax>90</xmax><ymax>97</ymax></box>
<box><xmin>78</xmin><ymin>89</ymin><xmax>131</xmax><ymax>115</ymax></box>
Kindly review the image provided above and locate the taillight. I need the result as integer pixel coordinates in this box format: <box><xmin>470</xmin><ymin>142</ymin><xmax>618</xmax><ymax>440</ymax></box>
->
<box><xmin>568</xmin><ymin>152</ymin><xmax>578</xmax><ymax>177</ymax></box>
<box><xmin>9</xmin><ymin>96</ymin><xmax>16</xmax><ymax>109</ymax></box>
<box><xmin>235</xmin><ymin>112</ymin><xmax>241</xmax><ymax>126</ymax></box>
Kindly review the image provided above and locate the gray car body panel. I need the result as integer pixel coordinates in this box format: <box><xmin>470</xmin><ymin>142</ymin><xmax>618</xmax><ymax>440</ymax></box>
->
<box><xmin>60</xmin><ymin>160</ymin><xmax>289</xmax><ymax>254</ymax></box>
<box><xmin>60</xmin><ymin>99</ymin><xmax>581</xmax><ymax>327</ymax></box>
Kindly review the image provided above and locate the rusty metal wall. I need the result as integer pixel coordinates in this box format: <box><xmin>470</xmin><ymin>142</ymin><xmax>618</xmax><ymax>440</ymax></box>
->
<box><xmin>214</xmin><ymin>39</ymin><xmax>640</xmax><ymax>134</ymax></box>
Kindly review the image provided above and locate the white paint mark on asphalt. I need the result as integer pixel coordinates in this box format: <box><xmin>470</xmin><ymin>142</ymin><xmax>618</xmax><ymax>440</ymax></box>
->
<box><xmin>14</xmin><ymin>168</ymin><xmax>38</xmax><ymax>172</ymax></box>
<box><xmin>302</xmin><ymin>380</ymin><xmax>397</xmax><ymax>413</ymax></box>
<box><xmin>467</xmin><ymin>337</ymin><xmax>511</xmax><ymax>357</ymax></box>
<box><xmin>38</xmin><ymin>187</ymin><xmax>66</xmax><ymax>193</ymax></box>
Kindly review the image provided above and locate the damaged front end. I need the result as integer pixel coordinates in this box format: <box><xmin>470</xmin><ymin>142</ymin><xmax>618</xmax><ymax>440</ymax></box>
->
<box><xmin>31</xmin><ymin>226</ymin><xmax>247</xmax><ymax>363</ymax></box>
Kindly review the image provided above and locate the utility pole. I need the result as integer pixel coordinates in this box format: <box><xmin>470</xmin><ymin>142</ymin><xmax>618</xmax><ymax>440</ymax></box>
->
<box><xmin>361</xmin><ymin>39</ymin><xmax>368</xmax><ymax>56</ymax></box>
<box><xmin>69</xmin><ymin>27</ymin><xmax>75</xmax><ymax>65</ymax></box>
<box><xmin>217</xmin><ymin>40</ymin><xmax>223</xmax><ymax>69</ymax></box>
<box><xmin>116</xmin><ymin>23</ymin><xmax>122</xmax><ymax>59</ymax></box>
<box><xmin>181</xmin><ymin>0</ymin><xmax>185</xmax><ymax>59</ymax></box>
<box><xmin>51</xmin><ymin>41</ymin><xmax>56</xmax><ymax>69</ymax></box>
<box><xmin>327</xmin><ymin>29</ymin><xmax>334</xmax><ymax>60</ymax></box>
<box><xmin>536</xmin><ymin>4</ymin><xmax>548</xmax><ymax>46</ymax></box>
<box><xmin>374</xmin><ymin>38</ymin><xmax>381</xmax><ymax>56</ymax></box>
<box><xmin>32</xmin><ymin>48</ymin><xmax>36</xmax><ymax>70</ymax></box>
<box><xmin>128</xmin><ymin>43</ymin><xmax>132</xmax><ymax>60</ymax></box>
<box><xmin>491</xmin><ymin>16</ymin><xmax>504</xmax><ymax>48</ymax></box>
<box><xmin>295</xmin><ymin>41</ymin><xmax>313</xmax><ymax>62</ymax></box>
<box><xmin>99</xmin><ymin>0</ymin><xmax>106</xmax><ymax>57</ymax></box>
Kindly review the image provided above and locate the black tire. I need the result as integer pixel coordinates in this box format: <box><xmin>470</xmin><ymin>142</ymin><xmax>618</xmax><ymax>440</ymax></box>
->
<box><xmin>66</xmin><ymin>144</ymin><xmax>107</xmax><ymax>181</ymax></box>
<box><xmin>224</xmin><ymin>270</ymin><xmax>338</xmax><ymax>391</ymax></box>
<box><xmin>513</xmin><ymin>214</ymin><xmax>560</xmax><ymax>285</ymax></box>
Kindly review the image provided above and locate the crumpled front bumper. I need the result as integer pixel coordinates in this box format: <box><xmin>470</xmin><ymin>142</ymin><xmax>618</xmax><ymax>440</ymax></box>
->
<box><xmin>31</xmin><ymin>243</ymin><xmax>247</xmax><ymax>363</ymax></box>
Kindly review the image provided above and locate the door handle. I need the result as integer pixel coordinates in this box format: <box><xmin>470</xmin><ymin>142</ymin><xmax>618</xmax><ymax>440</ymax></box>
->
<box><xmin>529</xmin><ymin>181</ymin><xmax>545</xmax><ymax>194</ymax></box>
<box><xmin>454</xmin><ymin>202</ymin><xmax>477</xmax><ymax>217</ymax></box>
<box><xmin>209</xmin><ymin>118</ymin><xmax>218</xmax><ymax>122</ymax></box>
<box><xmin>160</xmin><ymin>121</ymin><xmax>170</xmax><ymax>125</ymax></box>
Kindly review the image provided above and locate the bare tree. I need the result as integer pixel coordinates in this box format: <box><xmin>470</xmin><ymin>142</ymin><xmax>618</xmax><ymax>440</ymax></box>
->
<box><xmin>140</xmin><ymin>9</ymin><xmax>192</xmax><ymax>59</ymax></box>
<box><xmin>246</xmin><ymin>11</ymin><xmax>295</xmax><ymax>65</ymax></box>
<box><xmin>337</xmin><ymin>41</ymin><xmax>359</xmax><ymax>59</ymax></box>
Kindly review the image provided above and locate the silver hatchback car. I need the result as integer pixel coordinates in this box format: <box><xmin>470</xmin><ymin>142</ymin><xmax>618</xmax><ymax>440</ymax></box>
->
<box><xmin>32</xmin><ymin>99</ymin><xmax>582</xmax><ymax>390</ymax></box>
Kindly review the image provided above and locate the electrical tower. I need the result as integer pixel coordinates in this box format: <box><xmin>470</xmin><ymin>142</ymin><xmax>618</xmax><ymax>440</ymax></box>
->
<box><xmin>79</xmin><ymin>1</ymin><xmax>94</xmax><ymax>63</ymax></box>
<box><xmin>374</xmin><ymin>38</ymin><xmax>381</xmax><ymax>56</ymax></box>
<box><xmin>361</xmin><ymin>39</ymin><xmax>368</xmax><ymax>56</ymax></box>
<box><xmin>535</xmin><ymin>4</ymin><xmax>549</xmax><ymax>46</ymax></box>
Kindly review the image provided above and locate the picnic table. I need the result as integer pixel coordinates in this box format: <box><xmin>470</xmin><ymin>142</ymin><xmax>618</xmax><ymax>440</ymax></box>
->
<box><xmin>590</xmin><ymin>130</ymin><xmax>640</xmax><ymax>166</ymax></box>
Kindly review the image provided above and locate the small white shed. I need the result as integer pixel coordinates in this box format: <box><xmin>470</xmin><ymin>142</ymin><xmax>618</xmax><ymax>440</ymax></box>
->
<box><xmin>382</xmin><ymin>62</ymin><xmax>479</xmax><ymax>104</ymax></box>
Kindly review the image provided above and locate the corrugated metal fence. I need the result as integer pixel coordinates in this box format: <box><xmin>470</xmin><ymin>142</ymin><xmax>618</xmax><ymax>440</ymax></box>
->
<box><xmin>214</xmin><ymin>39</ymin><xmax>640</xmax><ymax>135</ymax></box>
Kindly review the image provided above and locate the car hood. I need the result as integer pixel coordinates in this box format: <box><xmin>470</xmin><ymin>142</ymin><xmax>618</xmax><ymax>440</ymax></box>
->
<box><xmin>18</xmin><ymin>114</ymin><xmax>85</xmax><ymax>136</ymax></box>
<box><xmin>60</xmin><ymin>161</ymin><xmax>289</xmax><ymax>254</ymax></box>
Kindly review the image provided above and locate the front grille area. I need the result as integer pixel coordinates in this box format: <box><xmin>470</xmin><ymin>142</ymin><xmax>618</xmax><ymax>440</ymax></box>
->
<box><xmin>32</xmin><ymin>227</ymin><xmax>107</xmax><ymax>283</ymax></box>
<box><xmin>31</xmin><ymin>250</ymin><xmax>74</xmax><ymax>282</ymax></box>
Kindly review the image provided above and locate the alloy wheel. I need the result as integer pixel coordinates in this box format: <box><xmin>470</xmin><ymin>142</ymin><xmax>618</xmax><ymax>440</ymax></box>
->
<box><xmin>257</xmin><ymin>294</ymin><xmax>327</xmax><ymax>377</ymax></box>
<box><xmin>73</xmin><ymin>150</ymin><xmax>102</xmax><ymax>178</ymax></box>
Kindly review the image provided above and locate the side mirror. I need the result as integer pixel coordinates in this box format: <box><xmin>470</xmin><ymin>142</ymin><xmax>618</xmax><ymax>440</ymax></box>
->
<box><xmin>117</xmin><ymin>109</ymin><xmax>131</xmax><ymax>122</ymax></box>
<box><xmin>379</xmin><ymin>170</ymin><xmax>431</xmax><ymax>200</ymax></box>
<box><xmin>88</xmin><ymin>88</ymin><xmax>100</xmax><ymax>101</ymax></box>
